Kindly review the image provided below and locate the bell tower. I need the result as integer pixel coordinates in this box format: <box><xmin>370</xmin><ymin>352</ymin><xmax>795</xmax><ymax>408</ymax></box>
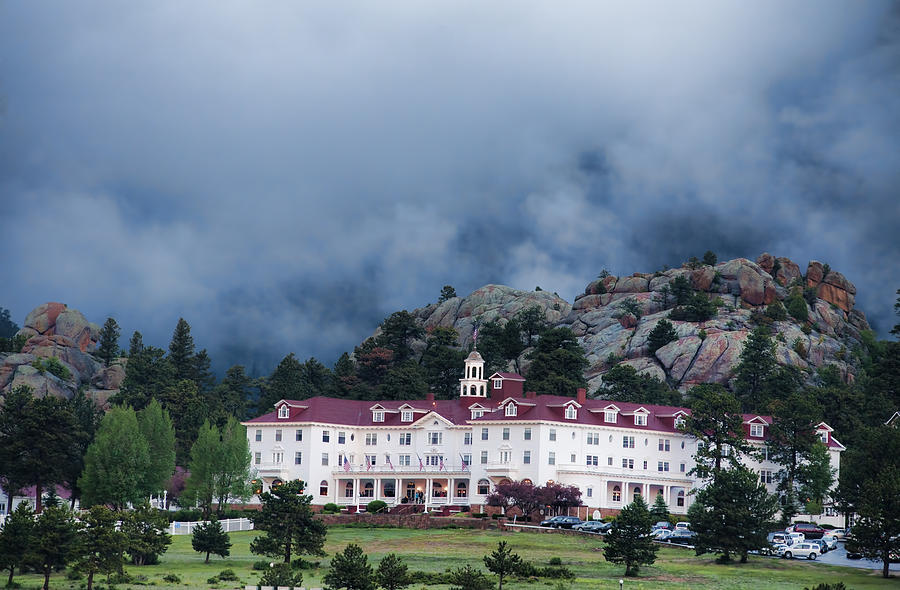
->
<box><xmin>459</xmin><ymin>350</ymin><xmax>488</xmax><ymax>398</ymax></box>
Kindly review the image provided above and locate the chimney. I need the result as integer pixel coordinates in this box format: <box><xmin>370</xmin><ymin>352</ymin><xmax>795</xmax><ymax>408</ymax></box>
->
<box><xmin>426</xmin><ymin>392</ymin><xmax>435</xmax><ymax>403</ymax></box>
<box><xmin>576</xmin><ymin>388</ymin><xmax>586</xmax><ymax>404</ymax></box>
<box><xmin>525</xmin><ymin>391</ymin><xmax>536</xmax><ymax>399</ymax></box>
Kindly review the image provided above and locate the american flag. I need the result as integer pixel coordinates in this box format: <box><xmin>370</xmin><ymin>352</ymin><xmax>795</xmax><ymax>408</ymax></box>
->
<box><xmin>386</xmin><ymin>454</ymin><xmax>394</xmax><ymax>471</ymax></box>
<box><xmin>343</xmin><ymin>457</ymin><xmax>351</xmax><ymax>472</ymax></box>
<box><xmin>439</xmin><ymin>456</ymin><xmax>445</xmax><ymax>472</ymax></box>
<box><xmin>366</xmin><ymin>455</ymin><xmax>372</xmax><ymax>471</ymax></box>
<box><xmin>460</xmin><ymin>453</ymin><xmax>468</xmax><ymax>472</ymax></box>
<box><xmin>418</xmin><ymin>454</ymin><xmax>424</xmax><ymax>471</ymax></box>
<box><xmin>473</xmin><ymin>326</ymin><xmax>478</xmax><ymax>345</ymax></box>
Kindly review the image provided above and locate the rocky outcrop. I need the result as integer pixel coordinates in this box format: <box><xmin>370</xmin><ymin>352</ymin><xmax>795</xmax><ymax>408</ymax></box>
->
<box><xmin>404</xmin><ymin>254</ymin><xmax>870</xmax><ymax>396</ymax></box>
<box><xmin>1</xmin><ymin>303</ymin><xmax>119</xmax><ymax>402</ymax></box>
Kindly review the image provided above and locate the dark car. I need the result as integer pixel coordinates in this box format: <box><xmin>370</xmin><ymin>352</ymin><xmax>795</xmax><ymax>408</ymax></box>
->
<box><xmin>786</xmin><ymin>523</ymin><xmax>826</xmax><ymax>539</ymax></box>
<box><xmin>574</xmin><ymin>520</ymin><xmax>612</xmax><ymax>534</ymax></box>
<box><xmin>540</xmin><ymin>515</ymin><xmax>583</xmax><ymax>529</ymax></box>
<box><xmin>667</xmin><ymin>530</ymin><xmax>698</xmax><ymax>545</ymax></box>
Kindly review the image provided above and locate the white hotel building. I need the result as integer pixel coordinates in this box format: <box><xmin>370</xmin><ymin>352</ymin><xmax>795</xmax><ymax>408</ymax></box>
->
<box><xmin>244</xmin><ymin>351</ymin><xmax>844</xmax><ymax>521</ymax></box>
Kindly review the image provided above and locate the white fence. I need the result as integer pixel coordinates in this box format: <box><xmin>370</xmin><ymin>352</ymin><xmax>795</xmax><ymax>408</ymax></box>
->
<box><xmin>169</xmin><ymin>517</ymin><xmax>254</xmax><ymax>535</ymax></box>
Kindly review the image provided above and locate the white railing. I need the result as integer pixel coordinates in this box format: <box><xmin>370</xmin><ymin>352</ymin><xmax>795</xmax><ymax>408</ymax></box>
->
<box><xmin>331</xmin><ymin>464</ymin><xmax>471</xmax><ymax>475</ymax></box>
<box><xmin>169</xmin><ymin>517</ymin><xmax>254</xmax><ymax>535</ymax></box>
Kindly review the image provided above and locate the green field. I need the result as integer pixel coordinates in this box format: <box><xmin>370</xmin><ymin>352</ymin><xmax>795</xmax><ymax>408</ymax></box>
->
<box><xmin>13</xmin><ymin>525</ymin><xmax>896</xmax><ymax>590</ymax></box>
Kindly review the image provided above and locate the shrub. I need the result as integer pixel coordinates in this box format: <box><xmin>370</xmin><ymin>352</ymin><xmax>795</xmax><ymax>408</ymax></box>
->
<box><xmin>252</xmin><ymin>560</ymin><xmax>271</xmax><ymax>571</ymax></box>
<box><xmin>217</xmin><ymin>569</ymin><xmax>239</xmax><ymax>581</ymax></box>
<box><xmin>786</xmin><ymin>293</ymin><xmax>809</xmax><ymax>322</ymax></box>
<box><xmin>698</xmin><ymin>329</ymin><xmax>707</xmax><ymax>341</ymax></box>
<box><xmin>162</xmin><ymin>574</ymin><xmax>181</xmax><ymax>584</ymax></box>
<box><xmin>366</xmin><ymin>500</ymin><xmax>388</xmax><ymax>514</ymax></box>
<box><xmin>322</xmin><ymin>502</ymin><xmax>341</xmax><ymax>514</ymax></box>
<box><xmin>537</xmin><ymin>566</ymin><xmax>575</xmax><ymax>579</ymax></box>
<box><xmin>802</xmin><ymin>287</ymin><xmax>818</xmax><ymax>307</ymax></box>
<box><xmin>804</xmin><ymin>584</ymin><xmax>846</xmax><ymax>590</ymax></box>
<box><xmin>207</xmin><ymin>576</ymin><xmax>219</xmax><ymax>584</ymax></box>
<box><xmin>31</xmin><ymin>356</ymin><xmax>72</xmax><ymax>381</ymax></box>
<box><xmin>765</xmin><ymin>301</ymin><xmax>787</xmax><ymax>321</ymax></box>
<box><xmin>792</xmin><ymin>338</ymin><xmax>808</xmax><ymax>359</ymax></box>
<box><xmin>801</xmin><ymin>323</ymin><xmax>812</xmax><ymax>335</ymax></box>
<box><xmin>647</xmin><ymin>319</ymin><xmax>678</xmax><ymax>355</ymax></box>
<box><xmin>471</xmin><ymin>512</ymin><xmax>489</xmax><ymax>519</ymax></box>
<box><xmin>548</xmin><ymin>557</ymin><xmax>562</xmax><ymax>566</ymax></box>
<box><xmin>66</xmin><ymin>570</ymin><xmax>83</xmax><ymax>580</ymax></box>
<box><xmin>515</xmin><ymin>561</ymin><xmax>539</xmax><ymax>577</ymax></box>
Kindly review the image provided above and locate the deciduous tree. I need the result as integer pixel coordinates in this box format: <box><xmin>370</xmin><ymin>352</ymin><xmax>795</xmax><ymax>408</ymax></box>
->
<box><xmin>137</xmin><ymin>399</ymin><xmax>176</xmax><ymax>497</ymax></box>
<box><xmin>79</xmin><ymin>406</ymin><xmax>151</xmax><ymax>509</ymax></box>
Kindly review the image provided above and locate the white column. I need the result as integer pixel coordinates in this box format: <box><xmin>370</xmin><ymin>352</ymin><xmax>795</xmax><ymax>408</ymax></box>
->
<box><xmin>426</xmin><ymin>477</ymin><xmax>432</xmax><ymax>509</ymax></box>
<box><xmin>353</xmin><ymin>478</ymin><xmax>359</xmax><ymax>506</ymax></box>
<box><xmin>374</xmin><ymin>478</ymin><xmax>379</xmax><ymax>501</ymax></box>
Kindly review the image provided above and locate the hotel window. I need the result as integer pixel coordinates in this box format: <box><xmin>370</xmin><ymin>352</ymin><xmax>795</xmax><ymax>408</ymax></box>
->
<box><xmin>321</xmin><ymin>453</ymin><xmax>329</xmax><ymax>466</ymax></box>
<box><xmin>481</xmin><ymin>451</ymin><xmax>488</xmax><ymax>464</ymax></box>
<box><xmin>643</xmin><ymin>461</ymin><xmax>648</xmax><ymax>470</ymax></box>
<box><xmin>401</xmin><ymin>410</ymin><xmax>413</xmax><ymax>422</ymax></box>
<box><xmin>819</xmin><ymin>431</ymin><xmax>828</xmax><ymax>444</ymax></box>
<box><xmin>254</xmin><ymin>452</ymin><xmax>261</xmax><ymax>465</ymax></box>
<box><xmin>273</xmin><ymin>452</ymin><xmax>283</xmax><ymax>464</ymax></box>
<box><xmin>675</xmin><ymin>416</ymin><xmax>686</xmax><ymax>429</ymax></box>
<box><xmin>463</xmin><ymin>454</ymin><xmax>471</xmax><ymax>466</ymax></box>
<box><xmin>523</xmin><ymin>450</ymin><xmax>531</xmax><ymax>464</ymax></box>
<box><xmin>658</xmin><ymin>461</ymin><xmax>669</xmax><ymax>472</ymax></box>
<box><xmin>750</xmin><ymin>424</ymin><xmax>764</xmax><ymax>438</ymax></box>
<box><xmin>760</xmin><ymin>470</ymin><xmax>774</xmax><ymax>484</ymax></box>
<box><xmin>549</xmin><ymin>429</ymin><xmax>557</xmax><ymax>441</ymax></box>
<box><xmin>635</xmin><ymin>413</ymin><xmax>647</xmax><ymax>426</ymax></box>
<box><xmin>622</xmin><ymin>458</ymin><xmax>634</xmax><ymax>469</ymax></box>
<box><xmin>524</xmin><ymin>428</ymin><xmax>531</xmax><ymax>441</ymax></box>
<box><xmin>428</xmin><ymin>432</ymin><xmax>443</xmax><ymax>445</ymax></box>
<box><xmin>604</xmin><ymin>410</ymin><xmax>617</xmax><ymax>423</ymax></box>
<box><xmin>587</xmin><ymin>487</ymin><xmax>593</xmax><ymax>498</ymax></box>
<box><xmin>482</xmin><ymin>427</ymin><xmax>489</xmax><ymax>441</ymax></box>
<box><xmin>366</xmin><ymin>433</ymin><xmax>377</xmax><ymax>446</ymax></box>
<box><xmin>677</xmin><ymin>490</ymin><xmax>685</xmax><ymax>507</ymax></box>
<box><xmin>275</xmin><ymin>429</ymin><xmax>282</xmax><ymax>442</ymax></box>
<box><xmin>505</xmin><ymin>403</ymin><xmax>517</xmax><ymax>417</ymax></box>
<box><xmin>367</xmin><ymin>455</ymin><xmax>377</xmax><ymax>467</ymax></box>
<box><xmin>320</xmin><ymin>480</ymin><xmax>328</xmax><ymax>496</ymax></box>
<box><xmin>399</xmin><ymin>432</ymin><xmax>411</xmax><ymax>446</ymax></box>
<box><xmin>278</xmin><ymin>405</ymin><xmax>289</xmax><ymax>419</ymax></box>
<box><xmin>338</xmin><ymin>431</ymin><xmax>346</xmax><ymax>444</ymax></box>
<box><xmin>294</xmin><ymin>452</ymin><xmax>302</xmax><ymax>465</ymax></box>
<box><xmin>373</xmin><ymin>410</ymin><xmax>384</xmax><ymax>422</ymax></box>
<box><xmin>680</xmin><ymin>463</ymin><xmax>686</xmax><ymax>473</ymax></box>
<box><xmin>478</xmin><ymin>479</ymin><xmax>491</xmax><ymax>495</ymax></box>
<box><xmin>398</xmin><ymin>455</ymin><xmax>411</xmax><ymax>466</ymax></box>
<box><xmin>322</xmin><ymin>431</ymin><xmax>330</xmax><ymax>443</ymax></box>
<box><xmin>472</xmin><ymin>409</ymin><xmax>484</xmax><ymax>419</ymax></box>
<box><xmin>570</xmin><ymin>453</ymin><xmax>577</xmax><ymax>463</ymax></box>
<box><xmin>586</xmin><ymin>455</ymin><xmax>599</xmax><ymax>466</ymax></box>
<box><xmin>607</xmin><ymin>456</ymin><xmax>613</xmax><ymax>466</ymax></box>
<box><xmin>548</xmin><ymin>451</ymin><xmax>556</xmax><ymax>465</ymax></box>
<box><xmin>612</xmin><ymin>486</ymin><xmax>622</xmax><ymax>502</ymax></box>
<box><xmin>295</xmin><ymin>429</ymin><xmax>302</xmax><ymax>442</ymax></box>
<box><xmin>499</xmin><ymin>451</ymin><xmax>510</xmax><ymax>464</ymax></box>
<box><xmin>502</xmin><ymin>428</ymin><xmax>510</xmax><ymax>441</ymax></box>
<box><xmin>464</xmin><ymin>432</ymin><xmax>472</xmax><ymax>445</ymax></box>
<box><xmin>493</xmin><ymin>378</ymin><xmax>502</xmax><ymax>389</ymax></box>
<box><xmin>255</xmin><ymin>429</ymin><xmax>262</xmax><ymax>442</ymax></box>
<box><xmin>565</xmin><ymin>406</ymin><xmax>577</xmax><ymax>420</ymax></box>
<box><xmin>623</xmin><ymin>436</ymin><xmax>635</xmax><ymax>449</ymax></box>
<box><xmin>587</xmin><ymin>432</ymin><xmax>599</xmax><ymax>445</ymax></box>
<box><xmin>658</xmin><ymin>439</ymin><xmax>670</xmax><ymax>452</ymax></box>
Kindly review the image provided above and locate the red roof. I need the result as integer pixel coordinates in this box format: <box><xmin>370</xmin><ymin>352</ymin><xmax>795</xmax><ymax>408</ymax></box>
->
<box><xmin>491</xmin><ymin>372</ymin><xmax>525</xmax><ymax>381</ymax></box>
<box><xmin>246</xmin><ymin>397</ymin><xmax>478</xmax><ymax>427</ymax></box>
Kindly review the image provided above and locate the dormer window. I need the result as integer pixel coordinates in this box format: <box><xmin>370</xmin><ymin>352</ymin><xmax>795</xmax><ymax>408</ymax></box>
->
<box><xmin>818</xmin><ymin>431</ymin><xmax>828</xmax><ymax>444</ymax></box>
<box><xmin>565</xmin><ymin>405</ymin><xmax>577</xmax><ymax>420</ymax></box>
<box><xmin>750</xmin><ymin>424</ymin><xmax>764</xmax><ymax>438</ymax></box>
<box><xmin>278</xmin><ymin>405</ymin><xmax>289</xmax><ymax>419</ymax></box>
<box><xmin>604</xmin><ymin>410</ymin><xmax>617</xmax><ymax>423</ymax></box>
<box><xmin>471</xmin><ymin>409</ymin><xmax>484</xmax><ymax>419</ymax></box>
<box><xmin>675</xmin><ymin>416</ymin><xmax>686</xmax><ymax>429</ymax></box>
<box><xmin>493</xmin><ymin>379</ymin><xmax>503</xmax><ymax>389</ymax></box>
<box><xmin>634</xmin><ymin>413</ymin><xmax>647</xmax><ymax>426</ymax></box>
<box><xmin>401</xmin><ymin>410</ymin><xmax>413</xmax><ymax>422</ymax></box>
<box><xmin>373</xmin><ymin>410</ymin><xmax>384</xmax><ymax>423</ymax></box>
<box><xmin>505</xmin><ymin>403</ymin><xmax>517</xmax><ymax>417</ymax></box>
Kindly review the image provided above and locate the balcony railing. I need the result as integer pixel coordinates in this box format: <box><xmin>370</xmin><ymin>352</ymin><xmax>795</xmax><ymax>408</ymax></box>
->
<box><xmin>331</xmin><ymin>464</ymin><xmax>471</xmax><ymax>476</ymax></box>
<box><xmin>255</xmin><ymin>462</ymin><xmax>289</xmax><ymax>477</ymax></box>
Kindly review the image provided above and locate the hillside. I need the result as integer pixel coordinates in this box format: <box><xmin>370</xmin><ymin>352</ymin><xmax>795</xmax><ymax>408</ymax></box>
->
<box><xmin>406</xmin><ymin>253</ymin><xmax>869</xmax><ymax>393</ymax></box>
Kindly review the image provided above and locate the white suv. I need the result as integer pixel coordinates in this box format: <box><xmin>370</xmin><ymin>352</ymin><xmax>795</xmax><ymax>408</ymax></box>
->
<box><xmin>782</xmin><ymin>542</ymin><xmax>819</xmax><ymax>560</ymax></box>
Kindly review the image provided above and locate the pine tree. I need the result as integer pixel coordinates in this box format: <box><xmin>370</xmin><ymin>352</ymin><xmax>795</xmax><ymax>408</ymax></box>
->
<box><xmin>79</xmin><ymin>406</ymin><xmax>151</xmax><ymax>509</ymax></box>
<box><xmin>733</xmin><ymin>327</ymin><xmax>778</xmax><ymax>412</ymax></box>
<box><xmin>128</xmin><ymin>330</ymin><xmax>144</xmax><ymax>356</ymax></box>
<box><xmin>683</xmin><ymin>384</ymin><xmax>751</xmax><ymax>479</ymax></box>
<box><xmin>28</xmin><ymin>505</ymin><xmax>80</xmax><ymax>590</ymax></box>
<box><xmin>97</xmin><ymin>317</ymin><xmax>120</xmax><ymax>366</ymax></box>
<box><xmin>438</xmin><ymin>285</ymin><xmax>457</xmax><ymax>303</ymax></box>
<box><xmin>324</xmin><ymin>543</ymin><xmax>375</xmax><ymax>590</ymax></box>
<box><xmin>259</xmin><ymin>353</ymin><xmax>306</xmax><ymax>411</ymax></box>
<box><xmin>250</xmin><ymin>480</ymin><xmax>326</xmax><ymax>564</ymax></box>
<box><xmin>850</xmin><ymin>465</ymin><xmax>900</xmax><ymax>578</ymax></box>
<box><xmin>0</xmin><ymin>307</ymin><xmax>18</xmax><ymax>339</ymax></box>
<box><xmin>214</xmin><ymin>365</ymin><xmax>253</xmax><ymax>421</ymax></box>
<box><xmin>375</xmin><ymin>311</ymin><xmax>424</xmax><ymax>363</ymax></box>
<box><xmin>137</xmin><ymin>399</ymin><xmax>176</xmax><ymax>497</ymax></box>
<box><xmin>168</xmin><ymin>318</ymin><xmax>195</xmax><ymax>381</ymax></box>
<box><xmin>650</xmin><ymin>493</ymin><xmax>669</xmax><ymax>523</ymax></box>
<box><xmin>421</xmin><ymin>327</ymin><xmax>466</xmax><ymax>399</ymax></box>
<box><xmin>191</xmin><ymin>519</ymin><xmax>232</xmax><ymax>563</ymax></box>
<box><xmin>72</xmin><ymin>505</ymin><xmax>126</xmax><ymax>590</ymax></box>
<box><xmin>524</xmin><ymin>327</ymin><xmax>588</xmax><ymax>396</ymax></box>
<box><xmin>647</xmin><ymin>318</ymin><xmax>678</xmax><ymax>355</ymax></box>
<box><xmin>703</xmin><ymin>251</ymin><xmax>718</xmax><ymax>266</ymax></box>
<box><xmin>448</xmin><ymin>564</ymin><xmax>493</xmax><ymax>590</ymax></box>
<box><xmin>603</xmin><ymin>495</ymin><xmax>658</xmax><ymax>576</ymax></box>
<box><xmin>0</xmin><ymin>502</ymin><xmax>34</xmax><ymax>586</ymax></box>
<box><xmin>121</xmin><ymin>503</ymin><xmax>171</xmax><ymax>565</ymax></box>
<box><xmin>768</xmin><ymin>389</ymin><xmax>823</xmax><ymax>524</ymax></box>
<box><xmin>375</xmin><ymin>553</ymin><xmax>411</xmax><ymax>590</ymax></box>
<box><xmin>114</xmin><ymin>346</ymin><xmax>175</xmax><ymax>411</ymax></box>
<box><xmin>482</xmin><ymin>541</ymin><xmax>522</xmax><ymax>590</ymax></box>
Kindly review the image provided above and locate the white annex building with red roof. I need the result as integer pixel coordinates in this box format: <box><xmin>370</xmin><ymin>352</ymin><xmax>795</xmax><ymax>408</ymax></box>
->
<box><xmin>243</xmin><ymin>350</ymin><xmax>844</xmax><ymax>523</ymax></box>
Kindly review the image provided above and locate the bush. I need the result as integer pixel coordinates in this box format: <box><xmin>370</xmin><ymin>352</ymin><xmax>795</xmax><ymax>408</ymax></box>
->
<box><xmin>792</xmin><ymin>338</ymin><xmax>808</xmax><ymax>359</ymax></box>
<box><xmin>321</xmin><ymin>502</ymin><xmax>341</xmax><ymax>514</ymax></box>
<box><xmin>801</xmin><ymin>323</ymin><xmax>812</xmax><ymax>335</ymax></box>
<box><xmin>259</xmin><ymin>563</ymin><xmax>302</xmax><ymax>588</ymax></box>
<box><xmin>31</xmin><ymin>356</ymin><xmax>72</xmax><ymax>381</ymax></box>
<box><xmin>471</xmin><ymin>512</ymin><xmax>489</xmax><ymax>519</ymax></box>
<box><xmin>207</xmin><ymin>576</ymin><xmax>219</xmax><ymax>584</ymax></box>
<box><xmin>252</xmin><ymin>560</ymin><xmax>271</xmax><ymax>571</ymax></box>
<box><xmin>765</xmin><ymin>301</ymin><xmax>787</xmax><ymax>321</ymax></box>
<box><xmin>786</xmin><ymin>293</ymin><xmax>809</xmax><ymax>322</ymax></box>
<box><xmin>408</xmin><ymin>570</ymin><xmax>454</xmax><ymax>585</ymax></box>
<box><xmin>162</xmin><ymin>574</ymin><xmax>181</xmax><ymax>584</ymax></box>
<box><xmin>366</xmin><ymin>499</ymin><xmax>388</xmax><ymax>514</ymax></box>
<box><xmin>804</xmin><ymin>584</ymin><xmax>846</xmax><ymax>590</ymax></box>
<box><xmin>802</xmin><ymin>287</ymin><xmax>818</xmax><ymax>307</ymax></box>
<box><xmin>537</xmin><ymin>566</ymin><xmax>575</xmax><ymax>579</ymax></box>
<box><xmin>548</xmin><ymin>557</ymin><xmax>562</xmax><ymax>566</ymax></box>
<box><xmin>217</xmin><ymin>569</ymin><xmax>239</xmax><ymax>581</ymax></box>
<box><xmin>66</xmin><ymin>569</ymin><xmax>83</xmax><ymax>580</ymax></box>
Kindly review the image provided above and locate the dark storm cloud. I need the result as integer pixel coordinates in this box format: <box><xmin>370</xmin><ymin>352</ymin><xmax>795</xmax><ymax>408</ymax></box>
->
<box><xmin>0</xmin><ymin>1</ymin><xmax>898</xmax><ymax>375</ymax></box>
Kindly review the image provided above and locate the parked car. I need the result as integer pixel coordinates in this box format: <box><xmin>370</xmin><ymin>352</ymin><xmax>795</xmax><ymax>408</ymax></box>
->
<box><xmin>574</xmin><ymin>520</ymin><xmax>611</xmax><ymax>534</ymax></box>
<box><xmin>667</xmin><ymin>530</ymin><xmax>698</xmax><ymax>545</ymax></box>
<box><xmin>652</xmin><ymin>529</ymin><xmax>674</xmax><ymax>541</ymax></box>
<box><xmin>540</xmin><ymin>515</ymin><xmax>583</xmax><ymax>529</ymax></box>
<box><xmin>674</xmin><ymin>522</ymin><xmax>691</xmax><ymax>531</ymax></box>
<box><xmin>787</xmin><ymin>532</ymin><xmax>805</xmax><ymax>545</ymax></box>
<box><xmin>653</xmin><ymin>521</ymin><xmax>674</xmax><ymax>531</ymax></box>
<box><xmin>768</xmin><ymin>532</ymin><xmax>790</xmax><ymax>545</ymax></box>
<box><xmin>820</xmin><ymin>535</ymin><xmax>838</xmax><ymax>551</ymax></box>
<box><xmin>786</xmin><ymin>523</ymin><xmax>826</xmax><ymax>539</ymax></box>
<box><xmin>763</xmin><ymin>543</ymin><xmax>789</xmax><ymax>557</ymax></box>
<box><xmin>829</xmin><ymin>528</ymin><xmax>848</xmax><ymax>540</ymax></box>
<box><xmin>782</xmin><ymin>542</ymin><xmax>820</xmax><ymax>560</ymax></box>
<box><xmin>807</xmin><ymin>539</ymin><xmax>829</xmax><ymax>554</ymax></box>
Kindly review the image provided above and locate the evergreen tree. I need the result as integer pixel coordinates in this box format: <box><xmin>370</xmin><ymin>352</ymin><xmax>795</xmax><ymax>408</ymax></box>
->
<box><xmin>834</xmin><ymin>426</ymin><xmax>900</xmax><ymax>521</ymax></box>
<box><xmin>799</xmin><ymin>442</ymin><xmax>835</xmax><ymax>514</ymax></box>
<box><xmin>0</xmin><ymin>386</ymin><xmax>81</xmax><ymax>513</ymax></box>
<box><xmin>850</xmin><ymin>465</ymin><xmax>900</xmax><ymax>578</ymax></box>
<box><xmin>128</xmin><ymin>330</ymin><xmax>144</xmax><ymax>356</ymax></box>
<box><xmin>62</xmin><ymin>390</ymin><xmax>103</xmax><ymax>509</ymax></box>
<box><xmin>250</xmin><ymin>480</ymin><xmax>326</xmax><ymax>564</ymax></box>
<box><xmin>650</xmin><ymin>493</ymin><xmax>669</xmax><ymax>523</ymax></box>
<box><xmin>215</xmin><ymin>365</ymin><xmax>253</xmax><ymax>420</ymax></box>
<box><xmin>482</xmin><ymin>541</ymin><xmax>522</xmax><ymax>590</ymax></box>
<box><xmin>375</xmin><ymin>553</ymin><xmax>411</xmax><ymax>590</ymax></box>
<box><xmin>192</xmin><ymin>348</ymin><xmax>216</xmax><ymax>395</ymax></box>
<box><xmin>516</xmin><ymin>305</ymin><xmax>547</xmax><ymax>347</ymax></box>
<box><xmin>421</xmin><ymin>327</ymin><xmax>466</xmax><ymax>399</ymax></box>
<box><xmin>168</xmin><ymin>318</ymin><xmax>196</xmax><ymax>381</ymax></box>
<box><xmin>733</xmin><ymin>327</ymin><xmax>778</xmax><ymax>412</ymax></box>
<box><xmin>97</xmin><ymin>317</ymin><xmax>121</xmax><ymax>366</ymax></box>
<box><xmin>79</xmin><ymin>406</ymin><xmax>151</xmax><ymax>509</ymax></box>
<box><xmin>379</xmin><ymin>360</ymin><xmax>429</xmax><ymax>400</ymax></box>
<box><xmin>114</xmin><ymin>346</ymin><xmax>175</xmax><ymax>411</ymax></box>
<box><xmin>767</xmin><ymin>390</ymin><xmax>823</xmax><ymax>524</ymax></box>
<box><xmin>329</xmin><ymin>352</ymin><xmax>359</xmax><ymax>399</ymax></box>
<box><xmin>0</xmin><ymin>307</ymin><xmax>18</xmax><ymax>339</ymax></box>
<box><xmin>137</xmin><ymin>399</ymin><xmax>176</xmax><ymax>497</ymax></box>
<box><xmin>259</xmin><ymin>353</ymin><xmax>306</xmax><ymax>411</ymax></box>
<box><xmin>448</xmin><ymin>564</ymin><xmax>493</xmax><ymax>590</ymax></box>
<box><xmin>688</xmin><ymin>465</ymin><xmax>777</xmax><ymax>563</ymax></box>
<box><xmin>191</xmin><ymin>519</ymin><xmax>232</xmax><ymax>563</ymax></box>
<box><xmin>647</xmin><ymin>318</ymin><xmax>678</xmax><ymax>356</ymax></box>
<box><xmin>525</xmin><ymin>327</ymin><xmax>588</xmax><ymax>396</ymax></box>
<box><xmin>702</xmin><ymin>250</ymin><xmax>718</xmax><ymax>266</ymax></box>
<box><xmin>324</xmin><ymin>543</ymin><xmax>375</xmax><ymax>590</ymax></box>
<box><xmin>121</xmin><ymin>503</ymin><xmax>172</xmax><ymax>566</ymax></box>
<box><xmin>72</xmin><ymin>505</ymin><xmax>126</xmax><ymax>590</ymax></box>
<box><xmin>476</xmin><ymin>318</ymin><xmax>525</xmax><ymax>374</ymax></box>
<box><xmin>683</xmin><ymin>384</ymin><xmax>751</xmax><ymax>479</ymax></box>
<box><xmin>595</xmin><ymin>364</ymin><xmax>680</xmax><ymax>405</ymax></box>
<box><xmin>438</xmin><ymin>285</ymin><xmax>457</xmax><ymax>303</ymax></box>
<box><xmin>892</xmin><ymin>288</ymin><xmax>900</xmax><ymax>337</ymax></box>
<box><xmin>161</xmin><ymin>378</ymin><xmax>208</xmax><ymax>465</ymax></box>
<box><xmin>603</xmin><ymin>495</ymin><xmax>657</xmax><ymax>576</ymax></box>
<box><xmin>260</xmin><ymin>563</ymin><xmax>303</xmax><ymax>588</ymax></box>
<box><xmin>28</xmin><ymin>505</ymin><xmax>80</xmax><ymax>590</ymax></box>
<box><xmin>669</xmin><ymin>275</ymin><xmax>693</xmax><ymax>306</ymax></box>
<box><xmin>375</xmin><ymin>311</ymin><xmax>424</xmax><ymax>363</ymax></box>
<box><xmin>0</xmin><ymin>502</ymin><xmax>34</xmax><ymax>586</ymax></box>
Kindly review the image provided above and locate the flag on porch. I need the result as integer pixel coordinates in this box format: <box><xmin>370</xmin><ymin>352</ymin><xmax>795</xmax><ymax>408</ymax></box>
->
<box><xmin>439</xmin><ymin>456</ymin><xmax>445</xmax><ymax>471</ymax></box>
<box><xmin>343</xmin><ymin>456</ymin><xmax>351</xmax><ymax>472</ymax></box>
<box><xmin>460</xmin><ymin>453</ymin><xmax>468</xmax><ymax>471</ymax></box>
<box><xmin>366</xmin><ymin>455</ymin><xmax>372</xmax><ymax>471</ymax></box>
<box><xmin>418</xmin><ymin>454</ymin><xmax>424</xmax><ymax>471</ymax></box>
<box><xmin>386</xmin><ymin>454</ymin><xmax>394</xmax><ymax>471</ymax></box>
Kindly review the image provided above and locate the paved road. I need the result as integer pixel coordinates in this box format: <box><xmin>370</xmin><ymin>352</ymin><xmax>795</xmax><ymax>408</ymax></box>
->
<box><xmin>814</xmin><ymin>544</ymin><xmax>900</xmax><ymax>572</ymax></box>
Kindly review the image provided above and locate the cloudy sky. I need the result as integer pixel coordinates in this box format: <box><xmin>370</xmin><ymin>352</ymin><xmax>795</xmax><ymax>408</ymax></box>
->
<box><xmin>1</xmin><ymin>1</ymin><xmax>898</xmax><ymax>375</ymax></box>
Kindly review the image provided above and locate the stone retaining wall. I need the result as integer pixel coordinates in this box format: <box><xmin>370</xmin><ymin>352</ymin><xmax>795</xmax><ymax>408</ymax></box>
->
<box><xmin>314</xmin><ymin>513</ymin><xmax>496</xmax><ymax>529</ymax></box>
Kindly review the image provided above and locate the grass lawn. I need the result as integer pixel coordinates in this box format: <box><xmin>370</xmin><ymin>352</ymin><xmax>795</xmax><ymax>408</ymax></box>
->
<box><xmin>13</xmin><ymin>525</ymin><xmax>897</xmax><ymax>590</ymax></box>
